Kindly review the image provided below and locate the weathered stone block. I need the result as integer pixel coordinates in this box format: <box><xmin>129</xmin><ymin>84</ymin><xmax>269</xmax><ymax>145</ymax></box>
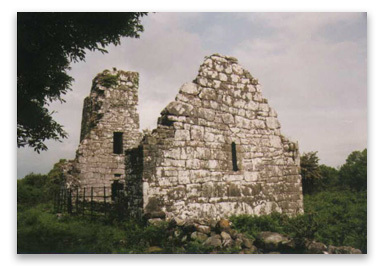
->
<box><xmin>190</xmin><ymin>125</ymin><xmax>204</xmax><ymax>140</ymax></box>
<box><xmin>219</xmin><ymin>73</ymin><xmax>228</xmax><ymax>82</ymax></box>
<box><xmin>175</xmin><ymin>130</ymin><xmax>190</xmax><ymax>141</ymax></box>
<box><xmin>180</xmin><ymin>82</ymin><xmax>199</xmax><ymax>95</ymax></box>
<box><xmin>266</xmin><ymin>117</ymin><xmax>280</xmax><ymax>130</ymax></box>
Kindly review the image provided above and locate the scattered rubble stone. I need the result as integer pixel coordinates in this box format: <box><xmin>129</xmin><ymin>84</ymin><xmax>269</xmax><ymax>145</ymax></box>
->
<box><xmin>327</xmin><ymin>245</ymin><xmax>362</xmax><ymax>254</ymax></box>
<box><xmin>204</xmin><ymin>235</ymin><xmax>222</xmax><ymax>248</ymax></box>
<box><xmin>147</xmin><ymin>218</ymin><xmax>164</xmax><ymax>226</ymax></box>
<box><xmin>195</xmin><ymin>224</ymin><xmax>211</xmax><ymax>234</ymax></box>
<box><xmin>216</xmin><ymin>219</ymin><xmax>231</xmax><ymax>232</ymax></box>
<box><xmin>241</xmin><ymin>236</ymin><xmax>254</xmax><ymax>249</ymax></box>
<box><xmin>141</xmin><ymin>216</ymin><xmax>361</xmax><ymax>254</ymax></box>
<box><xmin>305</xmin><ymin>240</ymin><xmax>328</xmax><ymax>254</ymax></box>
<box><xmin>255</xmin><ymin>231</ymin><xmax>293</xmax><ymax>251</ymax></box>
<box><xmin>221</xmin><ymin>231</ymin><xmax>232</xmax><ymax>241</ymax></box>
<box><xmin>191</xmin><ymin>231</ymin><xmax>209</xmax><ymax>242</ymax></box>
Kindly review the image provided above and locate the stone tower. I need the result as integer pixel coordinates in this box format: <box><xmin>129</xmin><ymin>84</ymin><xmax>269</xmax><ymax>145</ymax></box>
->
<box><xmin>66</xmin><ymin>69</ymin><xmax>142</xmax><ymax>193</ymax></box>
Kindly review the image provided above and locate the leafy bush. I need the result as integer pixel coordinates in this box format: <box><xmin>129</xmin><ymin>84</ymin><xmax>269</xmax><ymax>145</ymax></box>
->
<box><xmin>17</xmin><ymin>174</ymin><xmax>50</xmax><ymax>206</ymax></box>
<box><xmin>284</xmin><ymin>212</ymin><xmax>319</xmax><ymax>249</ymax></box>
<box><xmin>183</xmin><ymin>240</ymin><xmax>214</xmax><ymax>254</ymax></box>
<box><xmin>18</xmin><ymin>159</ymin><xmax>68</xmax><ymax>207</ymax></box>
<box><xmin>18</xmin><ymin>204</ymin><xmax>132</xmax><ymax>253</ymax></box>
<box><xmin>230</xmin><ymin>212</ymin><xmax>318</xmax><ymax>243</ymax></box>
<box><xmin>304</xmin><ymin>189</ymin><xmax>367</xmax><ymax>253</ymax></box>
<box><xmin>230</xmin><ymin>212</ymin><xmax>288</xmax><ymax>238</ymax></box>
<box><xmin>230</xmin><ymin>188</ymin><xmax>366</xmax><ymax>253</ymax></box>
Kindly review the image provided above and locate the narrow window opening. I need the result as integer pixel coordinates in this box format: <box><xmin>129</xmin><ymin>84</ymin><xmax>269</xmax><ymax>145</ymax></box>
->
<box><xmin>113</xmin><ymin>132</ymin><xmax>123</xmax><ymax>154</ymax></box>
<box><xmin>111</xmin><ymin>180</ymin><xmax>124</xmax><ymax>201</ymax></box>
<box><xmin>231</xmin><ymin>142</ymin><xmax>238</xmax><ymax>171</ymax></box>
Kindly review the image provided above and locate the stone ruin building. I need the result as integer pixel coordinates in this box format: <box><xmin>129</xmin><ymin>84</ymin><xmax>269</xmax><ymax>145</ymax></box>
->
<box><xmin>63</xmin><ymin>54</ymin><xmax>304</xmax><ymax>220</ymax></box>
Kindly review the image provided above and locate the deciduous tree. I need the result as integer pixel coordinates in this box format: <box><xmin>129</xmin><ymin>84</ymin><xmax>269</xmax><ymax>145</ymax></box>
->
<box><xmin>300</xmin><ymin>151</ymin><xmax>322</xmax><ymax>194</ymax></box>
<box><xmin>339</xmin><ymin>149</ymin><xmax>367</xmax><ymax>191</ymax></box>
<box><xmin>17</xmin><ymin>12</ymin><xmax>147</xmax><ymax>152</ymax></box>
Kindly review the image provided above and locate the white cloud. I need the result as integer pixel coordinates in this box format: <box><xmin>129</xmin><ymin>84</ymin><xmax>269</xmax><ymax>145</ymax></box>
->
<box><xmin>17</xmin><ymin>13</ymin><xmax>367</xmax><ymax>178</ymax></box>
<box><xmin>232</xmin><ymin>12</ymin><xmax>366</xmax><ymax>167</ymax></box>
<box><xmin>17</xmin><ymin>12</ymin><xmax>209</xmax><ymax>178</ymax></box>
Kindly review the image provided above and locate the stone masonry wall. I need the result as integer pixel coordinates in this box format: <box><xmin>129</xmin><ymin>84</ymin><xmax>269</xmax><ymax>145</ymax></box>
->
<box><xmin>125</xmin><ymin>145</ymin><xmax>144</xmax><ymax>218</ymax></box>
<box><xmin>140</xmin><ymin>54</ymin><xmax>303</xmax><ymax>220</ymax></box>
<box><xmin>67</xmin><ymin>69</ymin><xmax>142</xmax><ymax>196</ymax></box>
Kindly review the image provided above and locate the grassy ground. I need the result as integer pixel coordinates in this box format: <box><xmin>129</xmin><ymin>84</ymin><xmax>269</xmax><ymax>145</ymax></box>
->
<box><xmin>17</xmin><ymin>188</ymin><xmax>367</xmax><ymax>253</ymax></box>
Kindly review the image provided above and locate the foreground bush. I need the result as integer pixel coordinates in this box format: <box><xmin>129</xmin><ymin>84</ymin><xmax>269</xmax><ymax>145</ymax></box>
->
<box><xmin>230</xmin><ymin>189</ymin><xmax>367</xmax><ymax>253</ymax></box>
<box><xmin>304</xmin><ymin>189</ymin><xmax>367</xmax><ymax>253</ymax></box>
<box><xmin>18</xmin><ymin>204</ymin><xmax>200</xmax><ymax>253</ymax></box>
<box><xmin>17</xmin><ymin>204</ymin><xmax>131</xmax><ymax>253</ymax></box>
<box><xmin>17</xmin><ymin>174</ymin><xmax>50</xmax><ymax>206</ymax></box>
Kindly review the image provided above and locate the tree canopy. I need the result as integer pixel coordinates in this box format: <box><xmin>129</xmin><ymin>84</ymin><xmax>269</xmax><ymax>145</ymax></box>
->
<box><xmin>300</xmin><ymin>149</ymin><xmax>367</xmax><ymax>194</ymax></box>
<box><xmin>339</xmin><ymin>148</ymin><xmax>367</xmax><ymax>191</ymax></box>
<box><xmin>300</xmin><ymin>151</ymin><xmax>322</xmax><ymax>194</ymax></box>
<box><xmin>17</xmin><ymin>12</ymin><xmax>148</xmax><ymax>152</ymax></box>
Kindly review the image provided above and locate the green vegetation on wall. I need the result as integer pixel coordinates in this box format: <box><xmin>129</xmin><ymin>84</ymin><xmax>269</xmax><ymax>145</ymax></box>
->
<box><xmin>98</xmin><ymin>73</ymin><xmax>119</xmax><ymax>88</ymax></box>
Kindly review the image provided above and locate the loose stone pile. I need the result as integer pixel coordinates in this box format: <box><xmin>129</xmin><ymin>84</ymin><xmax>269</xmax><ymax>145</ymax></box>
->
<box><xmin>147</xmin><ymin>217</ymin><xmax>260</xmax><ymax>254</ymax></box>
<box><xmin>145</xmin><ymin>218</ymin><xmax>362</xmax><ymax>254</ymax></box>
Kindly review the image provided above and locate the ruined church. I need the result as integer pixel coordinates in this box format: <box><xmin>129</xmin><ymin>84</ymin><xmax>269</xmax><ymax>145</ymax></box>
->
<box><xmin>63</xmin><ymin>54</ymin><xmax>304</xmax><ymax>220</ymax></box>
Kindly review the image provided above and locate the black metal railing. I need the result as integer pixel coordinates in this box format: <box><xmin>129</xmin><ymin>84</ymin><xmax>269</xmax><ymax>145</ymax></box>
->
<box><xmin>54</xmin><ymin>186</ymin><xmax>128</xmax><ymax>220</ymax></box>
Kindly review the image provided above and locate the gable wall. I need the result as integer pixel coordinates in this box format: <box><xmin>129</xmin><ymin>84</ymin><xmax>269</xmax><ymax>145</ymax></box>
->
<box><xmin>140</xmin><ymin>54</ymin><xmax>303</xmax><ymax>220</ymax></box>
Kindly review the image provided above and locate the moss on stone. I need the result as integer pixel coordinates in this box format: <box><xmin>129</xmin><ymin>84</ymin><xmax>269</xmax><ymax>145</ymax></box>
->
<box><xmin>99</xmin><ymin>74</ymin><xmax>119</xmax><ymax>87</ymax></box>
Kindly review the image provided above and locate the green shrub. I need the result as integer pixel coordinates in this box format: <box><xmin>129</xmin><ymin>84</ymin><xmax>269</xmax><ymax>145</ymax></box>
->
<box><xmin>142</xmin><ymin>222</ymin><xmax>169</xmax><ymax>247</ymax></box>
<box><xmin>304</xmin><ymin>189</ymin><xmax>367</xmax><ymax>253</ymax></box>
<box><xmin>230</xmin><ymin>188</ymin><xmax>366</xmax><ymax>253</ymax></box>
<box><xmin>18</xmin><ymin>160</ymin><xmax>67</xmax><ymax>207</ymax></box>
<box><xmin>17</xmin><ymin>173</ymin><xmax>50</xmax><ymax>206</ymax></box>
<box><xmin>184</xmin><ymin>240</ymin><xmax>214</xmax><ymax>254</ymax></box>
<box><xmin>230</xmin><ymin>212</ymin><xmax>288</xmax><ymax>239</ymax></box>
<box><xmin>284</xmin><ymin>212</ymin><xmax>319</xmax><ymax>249</ymax></box>
<box><xmin>17</xmin><ymin>204</ymin><xmax>130</xmax><ymax>253</ymax></box>
<box><xmin>230</xmin><ymin>213</ymin><xmax>317</xmax><ymax>242</ymax></box>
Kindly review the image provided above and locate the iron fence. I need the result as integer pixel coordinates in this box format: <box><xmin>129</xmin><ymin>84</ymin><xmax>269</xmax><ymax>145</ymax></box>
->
<box><xmin>54</xmin><ymin>186</ymin><xmax>128</xmax><ymax>220</ymax></box>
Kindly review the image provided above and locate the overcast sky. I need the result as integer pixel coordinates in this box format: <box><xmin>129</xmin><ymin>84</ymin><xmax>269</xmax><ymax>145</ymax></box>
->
<box><xmin>17</xmin><ymin>12</ymin><xmax>367</xmax><ymax>179</ymax></box>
